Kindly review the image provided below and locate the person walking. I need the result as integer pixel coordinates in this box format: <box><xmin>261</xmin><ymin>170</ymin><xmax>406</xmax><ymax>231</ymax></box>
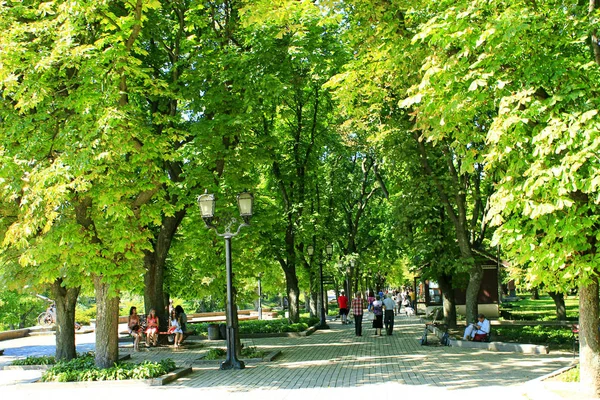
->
<box><xmin>351</xmin><ymin>292</ymin><xmax>366</xmax><ymax>336</ymax></box>
<box><xmin>338</xmin><ymin>291</ymin><xmax>349</xmax><ymax>324</ymax></box>
<box><xmin>383</xmin><ymin>293</ymin><xmax>396</xmax><ymax>335</ymax></box>
<box><xmin>372</xmin><ymin>295</ymin><xmax>383</xmax><ymax>336</ymax></box>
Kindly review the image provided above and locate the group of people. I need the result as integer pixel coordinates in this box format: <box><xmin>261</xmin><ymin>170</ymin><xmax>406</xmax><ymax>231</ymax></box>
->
<box><xmin>127</xmin><ymin>305</ymin><xmax>187</xmax><ymax>351</ymax></box>
<box><xmin>340</xmin><ymin>291</ymin><xmax>398</xmax><ymax>337</ymax></box>
<box><xmin>340</xmin><ymin>289</ymin><xmax>491</xmax><ymax>341</ymax></box>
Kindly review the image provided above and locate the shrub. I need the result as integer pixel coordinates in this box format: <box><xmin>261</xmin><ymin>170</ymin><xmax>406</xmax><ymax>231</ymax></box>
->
<box><xmin>12</xmin><ymin>355</ymin><xmax>56</xmax><ymax>366</ymax></box>
<box><xmin>41</xmin><ymin>353</ymin><xmax>176</xmax><ymax>382</ymax></box>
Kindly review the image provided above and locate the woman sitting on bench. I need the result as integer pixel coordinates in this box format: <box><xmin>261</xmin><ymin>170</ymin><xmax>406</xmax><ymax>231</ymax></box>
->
<box><xmin>128</xmin><ymin>306</ymin><xmax>142</xmax><ymax>351</ymax></box>
<box><xmin>145</xmin><ymin>308</ymin><xmax>158</xmax><ymax>347</ymax></box>
<box><xmin>168</xmin><ymin>309</ymin><xmax>183</xmax><ymax>348</ymax></box>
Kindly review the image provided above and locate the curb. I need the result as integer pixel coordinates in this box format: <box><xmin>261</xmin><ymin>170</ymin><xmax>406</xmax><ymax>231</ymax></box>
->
<box><xmin>148</xmin><ymin>367</ymin><xmax>193</xmax><ymax>386</ymax></box>
<box><xmin>528</xmin><ymin>361</ymin><xmax>579</xmax><ymax>383</ymax></box>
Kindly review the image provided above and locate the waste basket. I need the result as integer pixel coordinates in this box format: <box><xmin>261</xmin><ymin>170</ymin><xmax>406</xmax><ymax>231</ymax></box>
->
<box><xmin>207</xmin><ymin>324</ymin><xmax>220</xmax><ymax>340</ymax></box>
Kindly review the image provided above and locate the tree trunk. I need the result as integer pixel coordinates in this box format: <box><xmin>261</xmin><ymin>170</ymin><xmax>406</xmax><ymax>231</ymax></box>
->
<box><xmin>465</xmin><ymin>262</ymin><xmax>483</xmax><ymax>324</ymax></box>
<box><xmin>309</xmin><ymin>290</ymin><xmax>318</xmax><ymax>318</ymax></box>
<box><xmin>94</xmin><ymin>276</ymin><xmax>120</xmax><ymax>369</ymax></box>
<box><xmin>143</xmin><ymin>210</ymin><xmax>186</xmax><ymax>329</ymax></box>
<box><xmin>530</xmin><ymin>287</ymin><xmax>539</xmax><ymax>300</ymax></box>
<box><xmin>548</xmin><ymin>291</ymin><xmax>567</xmax><ymax>321</ymax></box>
<box><xmin>285</xmin><ymin>268</ymin><xmax>300</xmax><ymax>323</ymax></box>
<box><xmin>579</xmin><ymin>277</ymin><xmax>600</xmax><ymax>397</ymax></box>
<box><xmin>51</xmin><ymin>279</ymin><xmax>80</xmax><ymax>361</ymax></box>
<box><xmin>438</xmin><ymin>273</ymin><xmax>457</xmax><ymax>328</ymax></box>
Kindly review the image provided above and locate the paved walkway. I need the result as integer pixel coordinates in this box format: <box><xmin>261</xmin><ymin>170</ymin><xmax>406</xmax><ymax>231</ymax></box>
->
<box><xmin>0</xmin><ymin>315</ymin><xmax>583</xmax><ymax>399</ymax></box>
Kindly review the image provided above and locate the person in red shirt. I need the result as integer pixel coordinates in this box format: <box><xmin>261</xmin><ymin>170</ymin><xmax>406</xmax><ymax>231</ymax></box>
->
<box><xmin>338</xmin><ymin>291</ymin><xmax>349</xmax><ymax>324</ymax></box>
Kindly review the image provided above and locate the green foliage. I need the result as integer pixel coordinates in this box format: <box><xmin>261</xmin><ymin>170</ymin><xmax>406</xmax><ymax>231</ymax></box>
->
<box><xmin>41</xmin><ymin>353</ymin><xmax>176</xmax><ymax>382</ymax></box>
<box><xmin>203</xmin><ymin>348</ymin><xmax>227</xmax><ymax>360</ymax></box>
<box><xmin>494</xmin><ymin>326</ymin><xmax>574</xmax><ymax>346</ymax></box>
<box><xmin>191</xmin><ymin>317</ymin><xmax>318</xmax><ymax>335</ymax></box>
<box><xmin>0</xmin><ymin>291</ymin><xmax>46</xmax><ymax>331</ymax></box>
<box><xmin>12</xmin><ymin>355</ymin><xmax>56</xmax><ymax>366</ymax></box>
<box><xmin>204</xmin><ymin>346</ymin><xmax>265</xmax><ymax>360</ymax></box>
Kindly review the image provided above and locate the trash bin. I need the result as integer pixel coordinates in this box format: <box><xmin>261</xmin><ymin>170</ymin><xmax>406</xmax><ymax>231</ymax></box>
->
<box><xmin>219</xmin><ymin>323</ymin><xmax>227</xmax><ymax>340</ymax></box>
<box><xmin>207</xmin><ymin>324</ymin><xmax>220</xmax><ymax>340</ymax></box>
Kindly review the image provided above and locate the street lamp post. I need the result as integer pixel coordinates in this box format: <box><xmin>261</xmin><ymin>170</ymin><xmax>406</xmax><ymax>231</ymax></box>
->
<box><xmin>307</xmin><ymin>244</ymin><xmax>333</xmax><ymax>328</ymax></box>
<box><xmin>198</xmin><ymin>190</ymin><xmax>254</xmax><ymax>370</ymax></box>
<box><xmin>257</xmin><ymin>272</ymin><xmax>263</xmax><ymax>321</ymax></box>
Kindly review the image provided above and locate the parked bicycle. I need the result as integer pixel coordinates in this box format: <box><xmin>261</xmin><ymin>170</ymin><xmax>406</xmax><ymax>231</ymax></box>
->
<box><xmin>35</xmin><ymin>296</ymin><xmax>81</xmax><ymax>330</ymax></box>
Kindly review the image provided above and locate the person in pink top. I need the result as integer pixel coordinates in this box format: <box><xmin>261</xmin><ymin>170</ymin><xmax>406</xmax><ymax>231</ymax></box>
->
<box><xmin>338</xmin><ymin>291</ymin><xmax>349</xmax><ymax>324</ymax></box>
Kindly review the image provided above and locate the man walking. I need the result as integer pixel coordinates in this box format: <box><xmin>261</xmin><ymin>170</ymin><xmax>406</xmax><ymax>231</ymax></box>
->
<box><xmin>351</xmin><ymin>292</ymin><xmax>366</xmax><ymax>336</ymax></box>
<box><xmin>383</xmin><ymin>293</ymin><xmax>396</xmax><ymax>335</ymax></box>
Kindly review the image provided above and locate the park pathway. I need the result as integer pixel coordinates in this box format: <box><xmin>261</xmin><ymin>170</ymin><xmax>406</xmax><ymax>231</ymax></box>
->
<box><xmin>0</xmin><ymin>314</ymin><xmax>578</xmax><ymax>399</ymax></box>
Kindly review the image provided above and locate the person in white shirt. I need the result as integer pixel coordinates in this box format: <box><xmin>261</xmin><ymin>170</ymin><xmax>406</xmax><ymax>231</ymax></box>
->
<box><xmin>463</xmin><ymin>313</ymin><xmax>491</xmax><ymax>341</ymax></box>
<box><xmin>382</xmin><ymin>294</ymin><xmax>397</xmax><ymax>335</ymax></box>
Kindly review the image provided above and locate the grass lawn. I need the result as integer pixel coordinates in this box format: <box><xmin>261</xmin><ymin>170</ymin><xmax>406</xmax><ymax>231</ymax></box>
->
<box><xmin>501</xmin><ymin>295</ymin><xmax>579</xmax><ymax>321</ymax></box>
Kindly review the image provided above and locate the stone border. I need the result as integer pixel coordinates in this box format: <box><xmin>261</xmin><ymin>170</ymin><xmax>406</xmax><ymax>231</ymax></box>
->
<box><xmin>529</xmin><ymin>361</ymin><xmax>579</xmax><ymax>383</ymax></box>
<box><xmin>148</xmin><ymin>367</ymin><xmax>193</xmax><ymax>386</ymax></box>
<box><xmin>424</xmin><ymin>322</ymin><xmax>550</xmax><ymax>354</ymax></box>
<box><xmin>194</xmin><ymin>350</ymin><xmax>281</xmax><ymax>364</ymax></box>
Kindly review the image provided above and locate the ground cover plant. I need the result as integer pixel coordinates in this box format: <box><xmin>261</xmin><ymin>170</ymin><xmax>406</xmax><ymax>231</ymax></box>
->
<box><xmin>12</xmin><ymin>355</ymin><xmax>56</xmax><ymax>366</ymax></box>
<box><xmin>203</xmin><ymin>346</ymin><xmax>265</xmax><ymax>360</ymax></box>
<box><xmin>41</xmin><ymin>353</ymin><xmax>176</xmax><ymax>382</ymax></box>
<box><xmin>190</xmin><ymin>316</ymin><xmax>319</xmax><ymax>335</ymax></box>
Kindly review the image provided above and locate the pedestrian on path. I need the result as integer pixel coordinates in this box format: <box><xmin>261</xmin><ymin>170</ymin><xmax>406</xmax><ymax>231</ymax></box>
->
<box><xmin>382</xmin><ymin>293</ymin><xmax>396</xmax><ymax>335</ymax></box>
<box><xmin>338</xmin><ymin>291</ymin><xmax>349</xmax><ymax>324</ymax></box>
<box><xmin>371</xmin><ymin>295</ymin><xmax>383</xmax><ymax>336</ymax></box>
<box><xmin>351</xmin><ymin>292</ymin><xmax>366</xmax><ymax>336</ymax></box>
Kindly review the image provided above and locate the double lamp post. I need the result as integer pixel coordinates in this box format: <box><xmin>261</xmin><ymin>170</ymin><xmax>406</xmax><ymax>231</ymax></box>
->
<box><xmin>307</xmin><ymin>243</ymin><xmax>333</xmax><ymax>328</ymax></box>
<box><xmin>198</xmin><ymin>190</ymin><xmax>254</xmax><ymax>370</ymax></box>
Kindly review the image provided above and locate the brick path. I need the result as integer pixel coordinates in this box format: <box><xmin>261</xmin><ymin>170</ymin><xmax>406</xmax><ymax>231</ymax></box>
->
<box><xmin>0</xmin><ymin>314</ymin><xmax>578</xmax><ymax>399</ymax></box>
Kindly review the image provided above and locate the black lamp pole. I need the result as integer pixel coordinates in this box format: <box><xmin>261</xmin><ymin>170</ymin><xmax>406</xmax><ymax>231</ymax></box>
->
<box><xmin>308</xmin><ymin>244</ymin><xmax>332</xmax><ymax>329</ymax></box>
<box><xmin>198</xmin><ymin>191</ymin><xmax>253</xmax><ymax>370</ymax></box>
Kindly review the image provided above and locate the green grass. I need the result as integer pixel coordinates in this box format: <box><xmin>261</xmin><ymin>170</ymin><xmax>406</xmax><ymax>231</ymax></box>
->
<box><xmin>493</xmin><ymin>325</ymin><xmax>574</xmax><ymax>346</ymax></box>
<box><xmin>500</xmin><ymin>295</ymin><xmax>579</xmax><ymax>321</ymax></box>
<box><xmin>556</xmin><ymin>365</ymin><xmax>579</xmax><ymax>382</ymax></box>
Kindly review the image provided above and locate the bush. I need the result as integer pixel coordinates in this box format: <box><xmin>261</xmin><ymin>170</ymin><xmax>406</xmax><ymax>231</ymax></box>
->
<box><xmin>12</xmin><ymin>355</ymin><xmax>56</xmax><ymax>366</ymax></box>
<box><xmin>75</xmin><ymin>304</ymin><xmax>97</xmax><ymax>325</ymax></box>
<box><xmin>191</xmin><ymin>317</ymin><xmax>318</xmax><ymax>335</ymax></box>
<box><xmin>203</xmin><ymin>346</ymin><xmax>265</xmax><ymax>360</ymax></box>
<box><xmin>41</xmin><ymin>353</ymin><xmax>176</xmax><ymax>382</ymax></box>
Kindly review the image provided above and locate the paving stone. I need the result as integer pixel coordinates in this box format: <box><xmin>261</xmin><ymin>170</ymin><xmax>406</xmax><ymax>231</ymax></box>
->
<box><xmin>0</xmin><ymin>314</ymin><xmax>580</xmax><ymax>398</ymax></box>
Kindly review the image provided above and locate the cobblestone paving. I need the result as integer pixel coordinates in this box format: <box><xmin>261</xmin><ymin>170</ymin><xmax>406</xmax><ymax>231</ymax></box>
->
<box><xmin>0</xmin><ymin>314</ymin><xmax>577</xmax><ymax>399</ymax></box>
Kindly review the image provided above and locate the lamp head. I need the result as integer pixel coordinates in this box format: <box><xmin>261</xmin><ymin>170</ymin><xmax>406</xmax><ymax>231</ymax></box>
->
<box><xmin>197</xmin><ymin>191</ymin><xmax>216</xmax><ymax>225</ymax></box>
<box><xmin>307</xmin><ymin>245</ymin><xmax>314</xmax><ymax>256</ymax></box>
<box><xmin>237</xmin><ymin>190</ymin><xmax>254</xmax><ymax>224</ymax></box>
